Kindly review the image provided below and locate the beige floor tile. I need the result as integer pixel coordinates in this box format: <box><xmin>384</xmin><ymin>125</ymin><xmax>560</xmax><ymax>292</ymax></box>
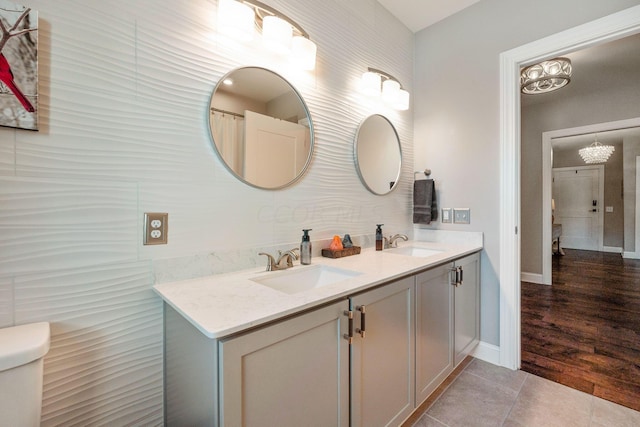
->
<box><xmin>465</xmin><ymin>359</ymin><xmax>528</xmax><ymax>392</ymax></box>
<box><xmin>412</xmin><ymin>414</ymin><xmax>447</xmax><ymax>427</ymax></box>
<box><xmin>591</xmin><ymin>396</ymin><xmax>640</xmax><ymax>427</ymax></box>
<box><xmin>427</xmin><ymin>371</ymin><xmax>519</xmax><ymax>427</ymax></box>
<box><xmin>503</xmin><ymin>375</ymin><xmax>592</xmax><ymax>427</ymax></box>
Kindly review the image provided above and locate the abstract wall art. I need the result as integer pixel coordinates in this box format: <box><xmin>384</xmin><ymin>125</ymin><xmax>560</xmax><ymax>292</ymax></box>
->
<box><xmin>0</xmin><ymin>0</ymin><xmax>37</xmax><ymax>130</ymax></box>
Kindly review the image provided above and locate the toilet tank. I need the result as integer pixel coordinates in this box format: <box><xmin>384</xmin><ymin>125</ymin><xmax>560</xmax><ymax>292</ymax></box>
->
<box><xmin>0</xmin><ymin>322</ymin><xmax>51</xmax><ymax>427</ymax></box>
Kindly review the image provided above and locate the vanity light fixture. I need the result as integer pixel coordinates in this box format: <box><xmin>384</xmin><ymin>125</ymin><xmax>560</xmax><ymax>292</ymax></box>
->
<box><xmin>360</xmin><ymin>67</ymin><xmax>410</xmax><ymax>111</ymax></box>
<box><xmin>217</xmin><ymin>0</ymin><xmax>317</xmax><ymax>70</ymax></box>
<box><xmin>578</xmin><ymin>134</ymin><xmax>615</xmax><ymax>164</ymax></box>
<box><xmin>520</xmin><ymin>57</ymin><xmax>572</xmax><ymax>94</ymax></box>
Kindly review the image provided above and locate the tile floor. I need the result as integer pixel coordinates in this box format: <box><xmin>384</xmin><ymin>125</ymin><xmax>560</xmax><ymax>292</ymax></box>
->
<box><xmin>411</xmin><ymin>358</ymin><xmax>640</xmax><ymax>427</ymax></box>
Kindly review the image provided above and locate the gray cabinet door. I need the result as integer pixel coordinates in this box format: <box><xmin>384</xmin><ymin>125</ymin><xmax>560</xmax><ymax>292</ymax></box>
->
<box><xmin>415</xmin><ymin>263</ymin><xmax>454</xmax><ymax>405</ymax></box>
<box><xmin>351</xmin><ymin>276</ymin><xmax>415</xmax><ymax>427</ymax></box>
<box><xmin>219</xmin><ymin>300</ymin><xmax>350</xmax><ymax>427</ymax></box>
<box><xmin>454</xmin><ymin>252</ymin><xmax>480</xmax><ymax>366</ymax></box>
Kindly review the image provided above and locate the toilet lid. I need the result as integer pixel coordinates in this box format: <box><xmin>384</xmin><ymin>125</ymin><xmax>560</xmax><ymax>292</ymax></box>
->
<box><xmin>0</xmin><ymin>322</ymin><xmax>50</xmax><ymax>371</ymax></box>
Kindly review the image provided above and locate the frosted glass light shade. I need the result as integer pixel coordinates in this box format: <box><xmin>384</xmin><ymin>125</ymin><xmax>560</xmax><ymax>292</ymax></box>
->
<box><xmin>218</xmin><ymin>0</ymin><xmax>255</xmax><ymax>41</ymax></box>
<box><xmin>263</xmin><ymin>15</ymin><xmax>292</xmax><ymax>54</ymax></box>
<box><xmin>394</xmin><ymin>89</ymin><xmax>410</xmax><ymax>111</ymax></box>
<box><xmin>361</xmin><ymin>72</ymin><xmax>381</xmax><ymax>97</ymax></box>
<box><xmin>292</xmin><ymin>36</ymin><xmax>317</xmax><ymax>70</ymax></box>
<box><xmin>382</xmin><ymin>79</ymin><xmax>400</xmax><ymax>104</ymax></box>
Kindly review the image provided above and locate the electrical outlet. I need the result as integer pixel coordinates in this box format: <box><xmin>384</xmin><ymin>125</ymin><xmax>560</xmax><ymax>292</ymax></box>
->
<box><xmin>144</xmin><ymin>212</ymin><xmax>168</xmax><ymax>245</ymax></box>
<box><xmin>453</xmin><ymin>208</ymin><xmax>470</xmax><ymax>224</ymax></box>
<box><xmin>441</xmin><ymin>208</ymin><xmax>452</xmax><ymax>223</ymax></box>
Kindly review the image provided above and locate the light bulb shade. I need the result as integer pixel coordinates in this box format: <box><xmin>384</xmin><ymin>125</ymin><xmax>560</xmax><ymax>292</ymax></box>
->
<box><xmin>521</xmin><ymin>57</ymin><xmax>572</xmax><ymax>94</ymax></box>
<box><xmin>262</xmin><ymin>15</ymin><xmax>292</xmax><ymax>54</ymax></box>
<box><xmin>218</xmin><ymin>0</ymin><xmax>255</xmax><ymax>42</ymax></box>
<box><xmin>382</xmin><ymin>79</ymin><xmax>400</xmax><ymax>104</ymax></box>
<box><xmin>394</xmin><ymin>89</ymin><xmax>410</xmax><ymax>111</ymax></box>
<box><xmin>360</xmin><ymin>72</ymin><xmax>381</xmax><ymax>97</ymax></box>
<box><xmin>579</xmin><ymin>142</ymin><xmax>615</xmax><ymax>164</ymax></box>
<box><xmin>292</xmin><ymin>36</ymin><xmax>317</xmax><ymax>70</ymax></box>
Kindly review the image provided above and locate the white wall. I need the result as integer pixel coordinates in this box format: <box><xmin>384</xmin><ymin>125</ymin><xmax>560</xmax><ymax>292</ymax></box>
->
<box><xmin>0</xmin><ymin>0</ymin><xmax>413</xmax><ymax>424</ymax></box>
<box><xmin>413</xmin><ymin>0</ymin><xmax>640</xmax><ymax>346</ymax></box>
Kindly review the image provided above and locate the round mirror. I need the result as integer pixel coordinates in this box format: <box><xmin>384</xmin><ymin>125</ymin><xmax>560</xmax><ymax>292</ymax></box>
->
<box><xmin>354</xmin><ymin>114</ymin><xmax>402</xmax><ymax>195</ymax></box>
<box><xmin>208</xmin><ymin>67</ymin><xmax>314</xmax><ymax>190</ymax></box>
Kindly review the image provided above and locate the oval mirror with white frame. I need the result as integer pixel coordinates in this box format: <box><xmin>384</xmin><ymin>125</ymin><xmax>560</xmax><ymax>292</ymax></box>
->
<box><xmin>354</xmin><ymin>114</ymin><xmax>402</xmax><ymax>195</ymax></box>
<box><xmin>208</xmin><ymin>67</ymin><xmax>314</xmax><ymax>190</ymax></box>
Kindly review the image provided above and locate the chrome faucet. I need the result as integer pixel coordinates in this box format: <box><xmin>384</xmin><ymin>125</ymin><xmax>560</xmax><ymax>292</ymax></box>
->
<box><xmin>385</xmin><ymin>233</ymin><xmax>408</xmax><ymax>249</ymax></box>
<box><xmin>259</xmin><ymin>248</ymin><xmax>300</xmax><ymax>271</ymax></box>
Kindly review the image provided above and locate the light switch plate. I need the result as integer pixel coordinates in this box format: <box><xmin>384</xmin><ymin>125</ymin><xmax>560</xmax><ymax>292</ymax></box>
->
<box><xmin>441</xmin><ymin>208</ymin><xmax>452</xmax><ymax>223</ymax></box>
<box><xmin>453</xmin><ymin>208</ymin><xmax>470</xmax><ymax>224</ymax></box>
<box><xmin>144</xmin><ymin>212</ymin><xmax>168</xmax><ymax>245</ymax></box>
<box><xmin>605</xmin><ymin>206</ymin><xmax>614</xmax><ymax>213</ymax></box>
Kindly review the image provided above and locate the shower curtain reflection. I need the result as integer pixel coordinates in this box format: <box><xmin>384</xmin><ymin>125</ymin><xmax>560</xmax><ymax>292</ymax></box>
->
<box><xmin>212</xmin><ymin>111</ymin><xmax>245</xmax><ymax>176</ymax></box>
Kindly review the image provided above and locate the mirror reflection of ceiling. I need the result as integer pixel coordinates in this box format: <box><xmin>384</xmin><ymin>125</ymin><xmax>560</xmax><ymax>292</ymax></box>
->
<box><xmin>522</xmin><ymin>32</ymin><xmax>640</xmax><ymax>108</ymax></box>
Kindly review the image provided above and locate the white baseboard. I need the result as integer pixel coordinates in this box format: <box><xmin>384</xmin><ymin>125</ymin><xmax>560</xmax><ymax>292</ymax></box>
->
<box><xmin>472</xmin><ymin>341</ymin><xmax>501</xmax><ymax>367</ymax></box>
<box><xmin>603</xmin><ymin>246</ymin><xmax>623</xmax><ymax>254</ymax></box>
<box><xmin>520</xmin><ymin>272</ymin><xmax>544</xmax><ymax>284</ymax></box>
<box><xmin>624</xmin><ymin>251</ymin><xmax>640</xmax><ymax>259</ymax></box>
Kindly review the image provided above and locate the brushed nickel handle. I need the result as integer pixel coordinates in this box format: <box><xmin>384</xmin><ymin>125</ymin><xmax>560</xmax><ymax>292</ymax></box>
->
<box><xmin>343</xmin><ymin>310</ymin><xmax>353</xmax><ymax>344</ymax></box>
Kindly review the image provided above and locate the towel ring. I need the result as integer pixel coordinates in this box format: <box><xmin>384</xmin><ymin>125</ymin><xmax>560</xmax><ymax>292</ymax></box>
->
<box><xmin>414</xmin><ymin>169</ymin><xmax>431</xmax><ymax>180</ymax></box>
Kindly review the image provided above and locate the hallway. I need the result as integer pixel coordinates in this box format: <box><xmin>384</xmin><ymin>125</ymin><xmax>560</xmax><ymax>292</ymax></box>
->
<box><xmin>521</xmin><ymin>249</ymin><xmax>640</xmax><ymax>411</ymax></box>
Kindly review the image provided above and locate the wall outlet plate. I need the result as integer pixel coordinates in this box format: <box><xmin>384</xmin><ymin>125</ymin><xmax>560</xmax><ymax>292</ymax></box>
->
<box><xmin>441</xmin><ymin>208</ymin><xmax>452</xmax><ymax>223</ymax></box>
<box><xmin>453</xmin><ymin>208</ymin><xmax>470</xmax><ymax>224</ymax></box>
<box><xmin>144</xmin><ymin>212</ymin><xmax>168</xmax><ymax>245</ymax></box>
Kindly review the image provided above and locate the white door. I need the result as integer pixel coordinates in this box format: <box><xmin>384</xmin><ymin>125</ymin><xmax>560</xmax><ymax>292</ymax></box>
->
<box><xmin>552</xmin><ymin>166</ymin><xmax>604</xmax><ymax>251</ymax></box>
<box><xmin>244</xmin><ymin>110</ymin><xmax>310</xmax><ymax>187</ymax></box>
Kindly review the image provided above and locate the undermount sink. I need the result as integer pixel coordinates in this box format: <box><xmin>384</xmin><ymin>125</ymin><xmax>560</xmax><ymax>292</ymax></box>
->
<box><xmin>251</xmin><ymin>265</ymin><xmax>362</xmax><ymax>295</ymax></box>
<box><xmin>386</xmin><ymin>246</ymin><xmax>443</xmax><ymax>258</ymax></box>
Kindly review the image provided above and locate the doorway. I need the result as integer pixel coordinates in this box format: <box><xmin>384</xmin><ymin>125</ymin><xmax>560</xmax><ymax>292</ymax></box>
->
<box><xmin>498</xmin><ymin>6</ymin><xmax>640</xmax><ymax>370</ymax></box>
<box><xmin>552</xmin><ymin>166</ymin><xmax>604</xmax><ymax>251</ymax></box>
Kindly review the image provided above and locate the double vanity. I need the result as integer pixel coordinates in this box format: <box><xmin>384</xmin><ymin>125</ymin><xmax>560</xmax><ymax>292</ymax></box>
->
<box><xmin>154</xmin><ymin>236</ymin><xmax>482</xmax><ymax>426</ymax></box>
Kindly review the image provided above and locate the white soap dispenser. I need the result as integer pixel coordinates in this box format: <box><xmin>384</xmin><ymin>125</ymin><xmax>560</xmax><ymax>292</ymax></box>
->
<box><xmin>300</xmin><ymin>229</ymin><xmax>312</xmax><ymax>265</ymax></box>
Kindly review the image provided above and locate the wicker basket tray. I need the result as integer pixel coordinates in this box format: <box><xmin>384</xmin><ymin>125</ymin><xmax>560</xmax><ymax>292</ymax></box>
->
<box><xmin>321</xmin><ymin>246</ymin><xmax>361</xmax><ymax>258</ymax></box>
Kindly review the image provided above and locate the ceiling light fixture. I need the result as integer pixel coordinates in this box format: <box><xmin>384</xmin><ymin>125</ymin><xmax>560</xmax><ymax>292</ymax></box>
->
<box><xmin>578</xmin><ymin>134</ymin><xmax>615</xmax><ymax>164</ymax></box>
<box><xmin>520</xmin><ymin>57</ymin><xmax>572</xmax><ymax>94</ymax></box>
<box><xmin>217</xmin><ymin>0</ymin><xmax>317</xmax><ymax>70</ymax></box>
<box><xmin>360</xmin><ymin>67</ymin><xmax>410</xmax><ymax>111</ymax></box>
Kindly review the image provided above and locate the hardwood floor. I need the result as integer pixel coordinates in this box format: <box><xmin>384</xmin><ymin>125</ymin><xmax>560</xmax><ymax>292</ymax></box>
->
<box><xmin>521</xmin><ymin>249</ymin><xmax>640</xmax><ymax>412</ymax></box>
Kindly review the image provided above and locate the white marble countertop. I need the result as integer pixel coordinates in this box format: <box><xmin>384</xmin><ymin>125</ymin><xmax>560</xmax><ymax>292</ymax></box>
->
<box><xmin>153</xmin><ymin>239</ymin><xmax>482</xmax><ymax>339</ymax></box>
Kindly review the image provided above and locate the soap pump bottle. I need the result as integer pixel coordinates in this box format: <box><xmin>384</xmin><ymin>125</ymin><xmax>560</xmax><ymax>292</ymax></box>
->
<box><xmin>300</xmin><ymin>229</ymin><xmax>312</xmax><ymax>265</ymax></box>
<box><xmin>376</xmin><ymin>224</ymin><xmax>384</xmax><ymax>251</ymax></box>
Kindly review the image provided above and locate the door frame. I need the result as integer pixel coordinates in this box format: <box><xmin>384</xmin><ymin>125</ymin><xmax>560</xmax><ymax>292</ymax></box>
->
<box><xmin>541</xmin><ymin>118</ymin><xmax>640</xmax><ymax>284</ymax></box>
<box><xmin>499</xmin><ymin>5</ymin><xmax>640</xmax><ymax>370</ymax></box>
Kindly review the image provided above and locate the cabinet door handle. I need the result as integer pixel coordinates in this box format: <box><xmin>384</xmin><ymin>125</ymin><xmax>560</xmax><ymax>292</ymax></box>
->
<box><xmin>458</xmin><ymin>266</ymin><xmax>464</xmax><ymax>286</ymax></box>
<box><xmin>356</xmin><ymin>305</ymin><xmax>366</xmax><ymax>338</ymax></box>
<box><xmin>450</xmin><ymin>267</ymin><xmax>459</xmax><ymax>287</ymax></box>
<box><xmin>343</xmin><ymin>310</ymin><xmax>353</xmax><ymax>344</ymax></box>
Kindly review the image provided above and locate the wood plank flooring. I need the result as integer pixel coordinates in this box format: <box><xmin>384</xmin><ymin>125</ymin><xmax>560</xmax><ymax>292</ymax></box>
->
<box><xmin>521</xmin><ymin>249</ymin><xmax>640</xmax><ymax>411</ymax></box>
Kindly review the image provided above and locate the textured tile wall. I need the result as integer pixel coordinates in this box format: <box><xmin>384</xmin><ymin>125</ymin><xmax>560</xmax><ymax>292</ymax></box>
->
<box><xmin>0</xmin><ymin>0</ymin><xmax>413</xmax><ymax>424</ymax></box>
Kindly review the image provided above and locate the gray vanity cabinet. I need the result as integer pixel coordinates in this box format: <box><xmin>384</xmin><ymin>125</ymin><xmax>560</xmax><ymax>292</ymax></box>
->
<box><xmin>219</xmin><ymin>300</ymin><xmax>350</xmax><ymax>427</ymax></box>
<box><xmin>163</xmin><ymin>251</ymin><xmax>479</xmax><ymax>426</ymax></box>
<box><xmin>453</xmin><ymin>253</ymin><xmax>480</xmax><ymax>366</ymax></box>
<box><xmin>415</xmin><ymin>252</ymin><xmax>480</xmax><ymax>407</ymax></box>
<box><xmin>350</xmin><ymin>276</ymin><xmax>415</xmax><ymax>427</ymax></box>
<box><xmin>415</xmin><ymin>263</ymin><xmax>454</xmax><ymax>404</ymax></box>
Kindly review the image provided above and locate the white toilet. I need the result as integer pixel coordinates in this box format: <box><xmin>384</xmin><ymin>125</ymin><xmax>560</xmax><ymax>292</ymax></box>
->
<box><xmin>0</xmin><ymin>322</ymin><xmax>51</xmax><ymax>427</ymax></box>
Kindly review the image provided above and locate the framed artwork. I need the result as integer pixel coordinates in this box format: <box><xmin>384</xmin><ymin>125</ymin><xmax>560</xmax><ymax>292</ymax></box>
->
<box><xmin>0</xmin><ymin>0</ymin><xmax>37</xmax><ymax>130</ymax></box>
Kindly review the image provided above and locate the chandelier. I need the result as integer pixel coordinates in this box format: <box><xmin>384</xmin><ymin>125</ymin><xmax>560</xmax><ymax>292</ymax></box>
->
<box><xmin>520</xmin><ymin>57</ymin><xmax>572</xmax><ymax>94</ymax></box>
<box><xmin>578</xmin><ymin>134</ymin><xmax>615</xmax><ymax>164</ymax></box>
